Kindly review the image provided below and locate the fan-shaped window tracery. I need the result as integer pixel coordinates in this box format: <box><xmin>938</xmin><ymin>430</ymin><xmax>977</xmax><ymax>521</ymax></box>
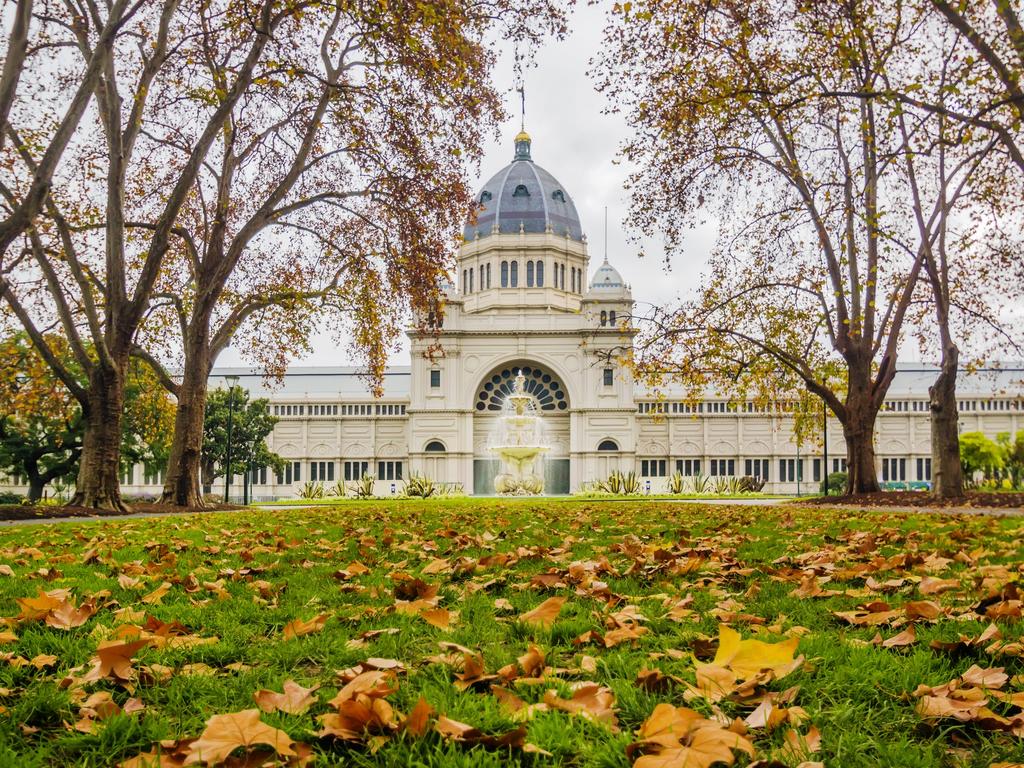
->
<box><xmin>475</xmin><ymin>365</ymin><xmax>568</xmax><ymax>412</ymax></box>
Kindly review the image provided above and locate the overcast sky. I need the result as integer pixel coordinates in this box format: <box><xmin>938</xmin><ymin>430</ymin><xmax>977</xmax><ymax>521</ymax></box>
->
<box><xmin>220</xmin><ymin>2</ymin><xmax>718</xmax><ymax>370</ymax></box>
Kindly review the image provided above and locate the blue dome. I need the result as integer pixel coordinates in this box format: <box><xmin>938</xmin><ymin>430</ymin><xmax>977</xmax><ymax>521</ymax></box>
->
<box><xmin>463</xmin><ymin>133</ymin><xmax>583</xmax><ymax>242</ymax></box>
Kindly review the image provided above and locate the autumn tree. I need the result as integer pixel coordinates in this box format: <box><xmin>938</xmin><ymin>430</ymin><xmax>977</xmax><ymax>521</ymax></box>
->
<box><xmin>594</xmin><ymin>0</ymin><xmax>1013</xmax><ymax>494</ymax></box>
<box><xmin>0</xmin><ymin>0</ymin><xmax>319</xmax><ymax>510</ymax></box>
<box><xmin>129</xmin><ymin>0</ymin><xmax>565</xmax><ymax>508</ymax></box>
<box><xmin>0</xmin><ymin>333</ymin><xmax>173</xmax><ymax>501</ymax></box>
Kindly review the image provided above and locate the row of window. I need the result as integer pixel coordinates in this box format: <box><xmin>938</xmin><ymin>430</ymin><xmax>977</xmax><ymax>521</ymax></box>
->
<box><xmin>635</xmin><ymin>456</ymin><xmax>931</xmax><ymax>482</ymax></box>
<box><xmin>273</xmin><ymin>403</ymin><xmax>407</xmax><ymax>417</ymax></box>
<box><xmin>640</xmin><ymin>398</ymin><xmax>1023</xmax><ymax>415</ymax></box>
<box><xmin>599</xmin><ymin>310</ymin><xmax>618</xmax><ymax>327</ymax></box>
<box><xmin>462</xmin><ymin>260</ymin><xmax>583</xmax><ymax>293</ymax></box>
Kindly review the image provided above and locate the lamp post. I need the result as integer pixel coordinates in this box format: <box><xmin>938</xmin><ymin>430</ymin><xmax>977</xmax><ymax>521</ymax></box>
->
<box><xmin>822</xmin><ymin>398</ymin><xmax>829</xmax><ymax>496</ymax></box>
<box><xmin>224</xmin><ymin>375</ymin><xmax>239</xmax><ymax>503</ymax></box>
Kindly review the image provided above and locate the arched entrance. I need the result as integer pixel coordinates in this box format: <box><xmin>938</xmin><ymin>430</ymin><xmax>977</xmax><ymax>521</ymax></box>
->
<box><xmin>472</xmin><ymin>362</ymin><xmax>571</xmax><ymax>494</ymax></box>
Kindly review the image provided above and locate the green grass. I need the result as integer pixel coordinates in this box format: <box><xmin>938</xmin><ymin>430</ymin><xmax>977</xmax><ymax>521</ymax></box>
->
<box><xmin>251</xmin><ymin>493</ymin><xmax>790</xmax><ymax>506</ymax></box>
<box><xmin>0</xmin><ymin>499</ymin><xmax>1021</xmax><ymax>767</ymax></box>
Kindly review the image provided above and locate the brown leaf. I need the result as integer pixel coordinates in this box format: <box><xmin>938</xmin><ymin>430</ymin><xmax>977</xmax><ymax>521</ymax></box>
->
<box><xmin>402</xmin><ymin>696</ymin><xmax>434</xmax><ymax>736</ymax></box>
<box><xmin>282</xmin><ymin>613</ymin><xmax>329</xmax><ymax>640</ymax></box>
<box><xmin>543</xmin><ymin>683</ymin><xmax>618</xmax><ymax>731</ymax></box>
<box><xmin>254</xmin><ymin>680</ymin><xmax>319</xmax><ymax>715</ymax></box>
<box><xmin>520</xmin><ymin>596</ymin><xmax>566</xmax><ymax>629</ymax></box>
<box><xmin>183</xmin><ymin>709</ymin><xmax>296</xmax><ymax>765</ymax></box>
<box><xmin>419</xmin><ymin>608</ymin><xmax>453</xmax><ymax>630</ymax></box>
<box><xmin>435</xmin><ymin>715</ymin><xmax>526</xmax><ymax>748</ymax></box>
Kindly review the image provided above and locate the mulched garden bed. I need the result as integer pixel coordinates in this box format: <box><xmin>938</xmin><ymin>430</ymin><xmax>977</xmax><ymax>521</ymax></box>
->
<box><xmin>0</xmin><ymin>501</ymin><xmax>243</xmax><ymax>522</ymax></box>
<box><xmin>801</xmin><ymin>490</ymin><xmax>1024</xmax><ymax>508</ymax></box>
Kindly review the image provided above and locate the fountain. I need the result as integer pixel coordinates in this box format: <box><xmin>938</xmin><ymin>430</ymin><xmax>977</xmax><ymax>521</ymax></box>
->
<box><xmin>489</xmin><ymin>370</ymin><xmax>550</xmax><ymax>495</ymax></box>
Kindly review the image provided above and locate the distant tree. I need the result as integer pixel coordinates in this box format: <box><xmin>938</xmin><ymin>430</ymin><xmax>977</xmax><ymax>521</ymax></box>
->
<box><xmin>959</xmin><ymin>431</ymin><xmax>1004</xmax><ymax>485</ymax></box>
<box><xmin>0</xmin><ymin>333</ymin><xmax>173</xmax><ymax>501</ymax></box>
<box><xmin>996</xmin><ymin>431</ymin><xmax>1024</xmax><ymax>490</ymax></box>
<box><xmin>200</xmin><ymin>387</ymin><xmax>281</xmax><ymax>496</ymax></box>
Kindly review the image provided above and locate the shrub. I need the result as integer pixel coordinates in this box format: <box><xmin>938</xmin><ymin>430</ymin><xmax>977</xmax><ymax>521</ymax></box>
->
<box><xmin>821</xmin><ymin>472</ymin><xmax>847</xmax><ymax>495</ymax></box>
<box><xmin>348</xmin><ymin>474</ymin><xmax>375</xmax><ymax>499</ymax></box>
<box><xmin>298</xmin><ymin>481</ymin><xmax>325</xmax><ymax>500</ymax></box>
<box><xmin>0</xmin><ymin>491</ymin><xmax>24</xmax><ymax>505</ymax></box>
<box><xmin>689</xmin><ymin>473</ymin><xmax>711</xmax><ymax>494</ymax></box>
<box><xmin>403</xmin><ymin>473</ymin><xmax>437</xmax><ymax>498</ymax></box>
<box><xmin>667</xmin><ymin>471</ymin><xmax>685</xmax><ymax>495</ymax></box>
<box><xmin>737</xmin><ymin>475</ymin><xmax>766</xmax><ymax>493</ymax></box>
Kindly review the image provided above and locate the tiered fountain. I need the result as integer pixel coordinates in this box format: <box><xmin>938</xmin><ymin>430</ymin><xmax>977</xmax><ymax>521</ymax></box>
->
<box><xmin>489</xmin><ymin>370</ymin><xmax>550</xmax><ymax>495</ymax></box>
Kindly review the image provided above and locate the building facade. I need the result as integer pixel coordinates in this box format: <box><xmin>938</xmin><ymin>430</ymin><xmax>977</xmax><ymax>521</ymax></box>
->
<box><xmin>3</xmin><ymin>133</ymin><xmax>1021</xmax><ymax>499</ymax></box>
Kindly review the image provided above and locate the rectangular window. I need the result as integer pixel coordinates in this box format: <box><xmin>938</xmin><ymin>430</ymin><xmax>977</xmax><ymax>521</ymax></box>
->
<box><xmin>675</xmin><ymin>459</ymin><xmax>701</xmax><ymax>476</ymax></box>
<box><xmin>377</xmin><ymin>461</ymin><xmax>403</xmax><ymax>481</ymax></box>
<box><xmin>916</xmin><ymin>457</ymin><xmax>932</xmax><ymax>481</ymax></box>
<box><xmin>430</xmin><ymin>369</ymin><xmax>441</xmax><ymax>388</ymax></box>
<box><xmin>640</xmin><ymin>459</ymin><xmax>667</xmax><ymax>477</ymax></box>
<box><xmin>882</xmin><ymin>458</ymin><xmax>907</xmax><ymax>482</ymax></box>
<box><xmin>779</xmin><ymin>459</ymin><xmax>804</xmax><ymax>483</ymax></box>
<box><xmin>121</xmin><ymin>465</ymin><xmax>134</xmax><ymax>485</ymax></box>
<box><xmin>744</xmin><ymin>459</ymin><xmax>769</xmax><ymax>480</ymax></box>
<box><xmin>603</xmin><ymin>368</ymin><xmax>613</xmax><ymax>386</ymax></box>
<box><xmin>832</xmin><ymin>458</ymin><xmax>848</xmax><ymax>473</ymax></box>
<box><xmin>709</xmin><ymin>459</ymin><xmax>736</xmax><ymax>476</ymax></box>
<box><xmin>813</xmin><ymin>458</ymin><xmax>822</xmax><ymax>483</ymax></box>
<box><xmin>344</xmin><ymin>461</ymin><xmax>370</xmax><ymax>481</ymax></box>
<box><xmin>250</xmin><ymin>466</ymin><xmax>267</xmax><ymax>485</ymax></box>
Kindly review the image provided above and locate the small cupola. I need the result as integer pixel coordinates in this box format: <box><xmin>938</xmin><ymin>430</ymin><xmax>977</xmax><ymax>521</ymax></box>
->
<box><xmin>514</xmin><ymin>130</ymin><xmax>532</xmax><ymax>161</ymax></box>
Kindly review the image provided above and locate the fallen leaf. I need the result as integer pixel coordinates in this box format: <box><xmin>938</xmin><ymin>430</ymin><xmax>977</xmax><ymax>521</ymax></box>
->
<box><xmin>184</xmin><ymin>709</ymin><xmax>296</xmax><ymax>765</ymax></box>
<box><xmin>254</xmin><ymin>680</ymin><xmax>319</xmax><ymax>715</ymax></box>
<box><xmin>282</xmin><ymin>614</ymin><xmax>329</xmax><ymax>640</ymax></box>
<box><xmin>520</xmin><ymin>597</ymin><xmax>566</xmax><ymax>629</ymax></box>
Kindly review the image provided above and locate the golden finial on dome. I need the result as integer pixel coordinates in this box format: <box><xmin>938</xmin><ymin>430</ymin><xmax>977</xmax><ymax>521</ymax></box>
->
<box><xmin>515</xmin><ymin>129</ymin><xmax>530</xmax><ymax>143</ymax></box>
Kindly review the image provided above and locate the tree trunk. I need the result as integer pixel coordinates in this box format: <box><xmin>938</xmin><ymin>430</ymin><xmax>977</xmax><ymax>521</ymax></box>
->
<box><xmin>69</xmin><ymin>359</ymin><xmax>128</xmax><ymax>511</ymax></box>
<box><xmin>161</xmin><ymin>337</ymin><xmax>211</xmax><ymax>507</ymax></box>
<box><xmin>27</xmin><ymin>475</ymin><xmax>44</xmax><ymax>503</ymax></box>
<box><xmin>842</xmin><ymin>363</ymin><xmax>882</xmax><ymax>494</ymax></box>
<box><xmin>929</xmin><ymin>344</ymin><xmax>964</xmax><ymax>499</ymax></box>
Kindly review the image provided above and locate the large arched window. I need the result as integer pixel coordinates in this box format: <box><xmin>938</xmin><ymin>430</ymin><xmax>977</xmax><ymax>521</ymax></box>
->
<box><xmin>501</xmin><ymin>261</ymin><xmax>508</xmax><ymax>287</ymax></box>
<box><xmin>598</xmin><ymin>439</ymin><xmax>619</xmax><ymax>451</ymax></box>
<box><xmin>526</xmin><ymin>260</ymin><xmax>535</xmax><ymax>287</ymax></box>
<box><xmin>475</xmin><ymin>365</ymin><xmax>568</xmax><ymax>412</ymax></box>
<box><xmin>536</xmin><ymin>261</ymin><xmax>544</xmax><ymax>287</ymax></box>
<box><xmin>510</xmin><ymin>260</ymin><xmax>519</xmax><ymax>287</ymax></box>
<box><xmin>425</xmin><ymin>440</ymin><xmax>446</xmax><ymax>452</ymax></box>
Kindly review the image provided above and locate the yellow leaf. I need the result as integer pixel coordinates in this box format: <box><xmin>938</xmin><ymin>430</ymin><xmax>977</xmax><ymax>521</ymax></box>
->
<box><xmin>184</xmin><ymin>709</ymin><xmax>296</xmax><ymax>765</ymax></box>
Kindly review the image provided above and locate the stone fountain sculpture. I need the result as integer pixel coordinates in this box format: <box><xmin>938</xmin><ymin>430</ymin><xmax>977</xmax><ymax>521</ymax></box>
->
<box><xmin>490</xmin><ymin>370</ymin><xmax>550</xmax><ymax>495</ymax></box>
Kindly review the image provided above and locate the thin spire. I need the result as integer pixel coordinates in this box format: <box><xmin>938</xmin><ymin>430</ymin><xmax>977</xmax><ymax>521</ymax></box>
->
<box><xmin>518</xmin><ymin>84</ymin><xmax>525</xmax><ymax>131</ymax></box>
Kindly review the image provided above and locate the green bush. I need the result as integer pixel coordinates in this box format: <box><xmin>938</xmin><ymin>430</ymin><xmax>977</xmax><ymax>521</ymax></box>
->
<box><xmin>403</xmin><ymin>473</ymin><xmax>437</xmax><ymax>498</ymax></box>
<box><xmin>0</xmin><ymin>491</ymin><xmax>24</xmax><ymax>504</ymax></box>
<box><xmin>821</xmin><ymin>471</ymin><xmax>847</xmax><ymax>495</ymax></box>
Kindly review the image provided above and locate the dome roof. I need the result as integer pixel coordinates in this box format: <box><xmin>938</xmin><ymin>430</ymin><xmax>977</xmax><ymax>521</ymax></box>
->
<box><xmin>590</xmin><ymin>259</ymin><xmax>625</xmax><ymax>291</ymax></box>
<box><xmin>463</xmin><ymin>133</ymin><xmax>583</xmax><ymax>242</ymax></box>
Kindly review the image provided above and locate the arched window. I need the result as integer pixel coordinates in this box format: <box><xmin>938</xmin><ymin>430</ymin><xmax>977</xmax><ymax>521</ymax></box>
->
<box><xmin>560</xmin><ymin>264</ymin><xmax>566</xmax><ymax>290</ymax></box>
<box><xmin>526</xmin><ymin>260</ymin><xmax>534</xmax><ymax>287</ymax></box>
<box><xmin>463</xmin><ymin>269</ymin><xmax>467</xmax><ymax>292</ymax></box>
<box><xmin>609</xmin><ymin>310</ymin><xmax>616</xmax><ymax>326</ymax></box>
<box><xmin>486</xmin><ymin>263</ymin><xmax>491</xmax><ymax>289</ymax></box>
<box><xmin>536</xmin><ymin>261</ymin><xmax>544</xmax><ymax>287</ymax></box>
<box><xmin>600</xmin><ymin>310</ymin><xmax>607</xmax><ymax>326</ymax></box>
<box><xmin>475</xmin><ymin>365</ymin><xmax>568</xmax><ymax>412</ymax></box>
<box><xmin>425</xmin><ymin>440</ymin><xmax>446</xmax><ymax>452</ymax></box>
<box><xmin>598</xmin><ymin>439</ymin><xmax>619</xmax><ymax>451</ymax></box>
<box><xmin>512</xmin><ymin>184</ymin><xmax>530</xmax><ymax>197</ymax></box>
<box><xmin>501</xmin><ymin>261</ymin><xmax>508</xmax><ymax>287</ymax></box>
<box><xmin>510</xmin><ymin>260</ymin><xmax>519</xmax><ymax>287</ymax></box>
<box><xmin>469</xmin><ymin>267</ymin><xmax>474</xmax><ymax>293</ymax></box>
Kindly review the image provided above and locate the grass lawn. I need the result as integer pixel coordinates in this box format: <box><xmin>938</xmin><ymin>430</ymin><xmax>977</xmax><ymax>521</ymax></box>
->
<box><xmin>0</xmin><ymin>499</ymin><xmax>1021</xmax><ymax>767</ymax></box>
